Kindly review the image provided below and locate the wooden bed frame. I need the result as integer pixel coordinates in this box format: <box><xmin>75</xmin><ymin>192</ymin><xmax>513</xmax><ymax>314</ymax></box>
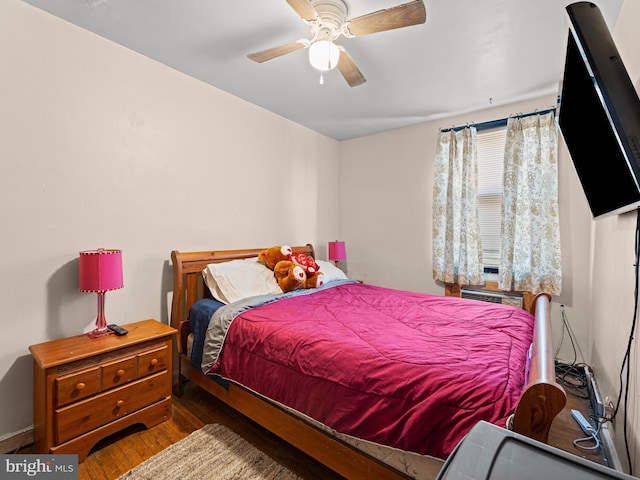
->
<box><xmin>170</xmin><ymin>245</ymin><xmax>567</xmax><ymax>480</ymax></box>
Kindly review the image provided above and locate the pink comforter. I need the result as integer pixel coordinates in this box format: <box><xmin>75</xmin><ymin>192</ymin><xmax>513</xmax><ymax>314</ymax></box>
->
<box><xmin>207</xmin><ymin>283</ymin><xmax>534</xmax><ymax>459</ymax></box>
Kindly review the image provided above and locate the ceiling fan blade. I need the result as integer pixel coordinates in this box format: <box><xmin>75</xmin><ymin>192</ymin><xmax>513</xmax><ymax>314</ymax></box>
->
<box><xmin>285</xmin><ymin>0</ymin><xmax>319</xmax><ymax>22</ymax></box>
<box><xmin>247</xmin><ymin>41</ymin><xmax>306</xmax><ymax>63</ymax></box>
<box><xmin>346</xmin><ymin>0</ymin><xmax>426</xmax><ymax>36</ymax></box>
<box><xmin>337</xmin><ymin>48</ymin><xmax>366</xmax><ymax>87</ymax></box>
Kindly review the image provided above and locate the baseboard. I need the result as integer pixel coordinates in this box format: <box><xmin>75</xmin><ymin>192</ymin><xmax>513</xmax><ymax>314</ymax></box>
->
<box><xmin>0</xmin><ymin>426</ymin><xmax>34</xmax><ymax>454</ymax></box>
<box><xmin>600</xmin><ymin>422</ymin><xmax>623</xmax><ymax>471</ymax></box>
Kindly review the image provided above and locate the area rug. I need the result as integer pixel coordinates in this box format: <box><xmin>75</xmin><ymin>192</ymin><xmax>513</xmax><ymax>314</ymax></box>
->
<box><xmin>118</xmin><ymin>424</ymin><xmax>303</xmax><ymax>480</ymax></box>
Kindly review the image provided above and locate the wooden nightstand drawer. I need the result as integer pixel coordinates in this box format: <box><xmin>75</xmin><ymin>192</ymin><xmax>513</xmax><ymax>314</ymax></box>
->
<box><xmin>56</xmin><ymin>367</ymin><xmax>100</xmax><ymax>407</ymax></box>
<box><xmin>55</xmin><ymin>370</ymin><xmax>169</xmax><ymax>444</ymax></box>
<box><xmin>137</xmin><ymin>345</ymin><xmax>168</xmax><ymax>376</ymax></box>
<box><xmin>101</xmin><ymin>356</ymin><xmax>136</xmax><ymax>390</ymax></box>
<box><xmin>30</xmin><ymin>319</ymin><xmax>177</xmax><ymax>462</ymax></box>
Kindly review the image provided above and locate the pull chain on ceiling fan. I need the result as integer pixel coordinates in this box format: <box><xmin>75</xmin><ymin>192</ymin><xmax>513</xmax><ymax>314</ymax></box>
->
<box><xmin>247</xmin><ymin>0</ymin><xmax>427</xmax><ymax>87</ymax></box>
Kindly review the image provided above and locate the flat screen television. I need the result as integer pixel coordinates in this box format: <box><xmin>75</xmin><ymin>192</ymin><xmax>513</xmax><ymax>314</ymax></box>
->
<box><xmin>558</xmin><ymin>2</ymin><xmax>640</xmax><ymax>219</ymax></box>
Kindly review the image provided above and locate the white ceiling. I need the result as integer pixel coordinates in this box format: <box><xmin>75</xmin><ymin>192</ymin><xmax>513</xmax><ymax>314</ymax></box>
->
<box><xmin>23</xmin><ymin>0</ymin><xmax>622</xmax><ymax>141</ymax></box>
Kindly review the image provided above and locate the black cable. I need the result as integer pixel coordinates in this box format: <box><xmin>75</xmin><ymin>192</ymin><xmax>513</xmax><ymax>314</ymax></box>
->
<box><xmin>554</xmin><ymin>305</ymin><xmax>589</xmax><ymax>399</ymax></box>
<box><xmin>555</xmin><ymin>305</ymin><xmax>579</xmax><ymax>363</ymax></box>
<box><xmin>555</xmin><ymin>361</ymin><xmax>589</xmax><ymax>397</ymax></box>
<box><xmin>624</xmin><ymin>207</ymin><xmax>640</xmax><ymax>475</ymax></box>
<box><xmin>608</xmin><ymin>208</ymin><xmax>640</xmax><ymax>475</ymax></box>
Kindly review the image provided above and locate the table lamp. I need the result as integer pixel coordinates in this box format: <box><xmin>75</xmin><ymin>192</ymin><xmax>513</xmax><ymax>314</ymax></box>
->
<box><xmin>79</xmin><ymin>248</ymin><xmax>123</xmax><ymax>338</ymax></box>
<box><xmin>328</xmin><ymin>241</ymin><xmax>346</xmax><ymax>266</ymax></box>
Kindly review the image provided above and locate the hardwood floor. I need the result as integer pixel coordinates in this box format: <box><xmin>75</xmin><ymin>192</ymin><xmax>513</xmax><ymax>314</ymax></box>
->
<box><xmin>547</xmin><ymin>376</ymin><xmax>609</xmax><ymax>468</ymax></box>
<box><xmin>18</xmin><ymin>377</ymin><xmax>609</xmax><ymax>480</ymax></box>
<box><xmin>78</xmin><ymin>381</ymin><xmax>345</xmax><ymax>480</ymax></box>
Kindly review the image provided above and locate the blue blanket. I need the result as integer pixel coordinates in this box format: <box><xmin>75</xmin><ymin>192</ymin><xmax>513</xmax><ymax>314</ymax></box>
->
<box><xmin>188</xmin><ymin>298</ymin><xmax>225</xmax><ymax>369</ymax></box>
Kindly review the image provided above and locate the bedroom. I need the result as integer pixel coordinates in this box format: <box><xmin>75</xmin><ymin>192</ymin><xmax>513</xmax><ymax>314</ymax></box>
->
<box><xmin>1</xmin><ymin>0</ymin><xmax>640</xmax><ymax>477</ymax></box>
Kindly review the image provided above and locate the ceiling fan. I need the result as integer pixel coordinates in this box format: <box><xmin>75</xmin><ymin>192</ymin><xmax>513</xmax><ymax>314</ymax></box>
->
<box><xmin>247</xmin><ymin>0</ymin><xmax>427</xmax><ymax>87</ymax></box>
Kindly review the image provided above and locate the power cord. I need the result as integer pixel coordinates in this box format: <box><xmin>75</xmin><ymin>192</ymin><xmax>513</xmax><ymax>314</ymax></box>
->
<box><xmin>555</xmin><ymin>304</ymin><xmax>587</xmax><ymax>365</ymax></box>
<box><xmin>603</xmin><ymin>208</ymin><xmax>640</xmax><ymax>476</ymax></box>
<box><xmin>573</xmin><ymin>421</ymin><xmax>602</xmax><ymax>452</ymax></box>
<box><xmin>553</xmin><ymin>300</ymin><xmax>603</xmax><ymax>454</ymax></box>
<box><xmin>554</xmin><ymin>305</ymin><xmax>590</xmax><ymax>400</ymax></box>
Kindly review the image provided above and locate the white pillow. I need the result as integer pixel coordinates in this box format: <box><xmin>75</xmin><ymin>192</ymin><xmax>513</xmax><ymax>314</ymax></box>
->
<box><xmin>316</xmin><ymin>260</ymin><xmax>348</xmax><ymax>283</ymax></box>
<box><xmin>202</xmin><ymin>257</ymin><xmax>282</xmax><ymax>304</ymax></box>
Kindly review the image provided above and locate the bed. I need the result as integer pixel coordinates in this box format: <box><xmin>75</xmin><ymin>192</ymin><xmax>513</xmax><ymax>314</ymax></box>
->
<box><xmin>170</xmin><ymin>244</ymin><xmax>566</xmax><ymax>480</ymax></box>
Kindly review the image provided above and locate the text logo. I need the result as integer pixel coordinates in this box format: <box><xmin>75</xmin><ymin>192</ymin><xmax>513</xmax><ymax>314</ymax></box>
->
<box><xmin>0</xmin><ymin>455</ymin><xmax>77</xmax><ymax>479</ymax></box>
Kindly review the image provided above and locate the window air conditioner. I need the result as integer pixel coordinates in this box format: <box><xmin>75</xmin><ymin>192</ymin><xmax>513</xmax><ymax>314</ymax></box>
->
<box><xmin>460</xmin><ymin>288</ymin><xmax>523</xmax><ymax>309</ymax></box>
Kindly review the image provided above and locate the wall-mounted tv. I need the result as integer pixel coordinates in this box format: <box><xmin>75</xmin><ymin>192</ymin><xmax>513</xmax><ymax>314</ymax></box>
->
<box><xmin>558</xmin><ymin>2</ymin><xmax>640</xmax><ymax>219</ymax></box>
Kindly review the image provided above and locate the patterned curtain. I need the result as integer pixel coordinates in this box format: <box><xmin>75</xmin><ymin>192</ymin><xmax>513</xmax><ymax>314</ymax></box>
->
<box><xmin>432</xmin><ymin>127</ymin><xmax>484</xmax><ymax>285</ymax></box>
<box><xmin>499</xmin><ymin>112</ymin><xmax>562</xmax><ymax>295</ymax></box>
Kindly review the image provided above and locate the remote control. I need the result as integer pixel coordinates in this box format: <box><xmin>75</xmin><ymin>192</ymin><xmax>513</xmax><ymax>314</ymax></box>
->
<box><xmin>571</xmin><ymin>409</ymin><xmax>595</xmax><ymax>435</ymax></box>
<box><xmin>106</xmin><ymin>324</ymin><xmax>128</xmax><ymax>336</ymax></box>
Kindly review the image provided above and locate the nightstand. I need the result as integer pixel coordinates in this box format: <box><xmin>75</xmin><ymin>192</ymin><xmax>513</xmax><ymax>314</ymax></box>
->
<box><xmin>29</xmin><ymin>319</ymin><xmax>177</xmax><ymax>462</ymax></box>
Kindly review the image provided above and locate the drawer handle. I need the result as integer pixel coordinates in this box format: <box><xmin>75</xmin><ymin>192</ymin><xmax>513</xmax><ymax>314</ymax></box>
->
<box><xmin>150</xmin><ymin>359</ymin><xmax>158</xmax><ymax>366</ymax></box>
<box><xmin>75</xmin><ymin>382</ymin><xmax>85</xmax><ymax>391</ymax></box>
<box><xmin>116</xmin><ymin>369</ymin><xmax>125</xmax><ymax>377</ymax></box>
<box><xmin>116</xmin><ymin>399</ymin><xmax>125</xmax><ymax>407</ymax></box>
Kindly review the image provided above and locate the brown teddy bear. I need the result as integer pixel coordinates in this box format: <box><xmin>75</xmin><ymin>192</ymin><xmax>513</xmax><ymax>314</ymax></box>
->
<box><xmin>258</xmin><ymin>245</ymin><xmax>305</xmax><ymax>293</ymax></box>
<box><xmin>258</xmin><ymin>245</ymin><xmax>324</xmax><ymax>292</ymax></box>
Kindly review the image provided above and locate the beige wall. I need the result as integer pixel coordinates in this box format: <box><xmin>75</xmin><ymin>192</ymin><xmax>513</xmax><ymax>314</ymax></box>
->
<box><xmin>3</xmin><ymin>0</ymin><xmax>640</xmax><ymax>474</ymax></box>
<box><xmin>0</xmin><ymin>0</ymin><xmax>340</xmax><ymax>438</ymax></box>
<box><xmin>591</xmin><ymin>0</ymin><xmax>640</xmax><ymax>473</ymax></box>
<box><xmin>340</xmin><ymin>97</ymin><xmax>594</xmax><ymax>362</ymax></box>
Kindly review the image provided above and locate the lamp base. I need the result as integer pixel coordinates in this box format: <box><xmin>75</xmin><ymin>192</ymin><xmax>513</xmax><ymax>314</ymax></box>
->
<box><xmin>87</xmin><ymin>326</ymin><xmax>113</xmax><ymax>338</ymax></box>
<box><xmin>86</xmin><ymin>291</ymin><xmax>114</xmax><ymax>338</ymax></box>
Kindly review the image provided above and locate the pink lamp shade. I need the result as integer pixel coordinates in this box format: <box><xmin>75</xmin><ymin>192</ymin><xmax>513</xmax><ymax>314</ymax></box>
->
<box><xmin>79</xmin><ymin>249</ymin><xmax>124</xmax><ymax>292</ymax></box>
<box><xmin>328</xmin><ymin>241</ymin><xmax>346</xmax><ymax>264</ymax></box>
<box><xmin>79</xmin><ymin>249</ymin><xmax>123</xmax><ymax>338</ymax></box>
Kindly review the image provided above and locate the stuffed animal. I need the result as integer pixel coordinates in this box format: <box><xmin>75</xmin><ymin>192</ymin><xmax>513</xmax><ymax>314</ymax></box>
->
<box><xmin>258</xmin><ymin>245</ymin><xmax>324</xmax><ymax>291</ymax></box>
<box><xmin>290</xmin><ymin>251</ymin><xmax>324</xmax><ymax>288</ymax></box>
<box><xmin>273</xmin><ymin>259</ymin><xmax>306</xmax><ymax>293</ymax></box>
<box><xmin>258</xmin><ymin>245</ymin><xmax>292</xmax><ymax>269</ymax></box>
<box><xmin>290</xmin><ymin>251</ymin><xmax>320</xmax><ymax>274</ymax></box>
<box><xmin>303</xmin><ymin>270</ymin><xmax>324</xmax><ymax>289</ymax></box>
<box><xmin>258</xmin><ymin>245</ymin><xmax>306</xmax><ymax>293</ymax></box>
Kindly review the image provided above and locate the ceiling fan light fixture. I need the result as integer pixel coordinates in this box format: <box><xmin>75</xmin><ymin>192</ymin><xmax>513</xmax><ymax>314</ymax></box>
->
<box><xmin>309</xmin><ymin>40</ymin><xmax>340</xmax><ymax>71</ymax></box>
<box><xmin>248</xmin><ymin>0</ymin><xmax>425</xmax><ymax>87</ymax></box>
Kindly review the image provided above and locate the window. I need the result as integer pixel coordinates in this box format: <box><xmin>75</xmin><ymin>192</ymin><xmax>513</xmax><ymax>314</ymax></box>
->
<box><xmin>435</xmin><ymin>110</ymin><xmax>560</xmax><ymax>295</ymax></box>
<box><xmin>476</xmin><ymin>127</ymin><xmax>507</xmax><ymax>269</ymax></box>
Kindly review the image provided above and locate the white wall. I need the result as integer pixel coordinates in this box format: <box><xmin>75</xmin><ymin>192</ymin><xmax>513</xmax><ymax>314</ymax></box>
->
<box><xmin>340</xmin><ymin>97</ymin><xmax>594</xmax><ymax>363</ymax></box>
<box><xmin>0</xmin><ymin>0</ymin><xmax>339</xmax><ymax>439</ymax></box>
<box><xmin>591</xmin><ymin>0</ymin><xmax>640</xmax><ymax>473</ymax></box>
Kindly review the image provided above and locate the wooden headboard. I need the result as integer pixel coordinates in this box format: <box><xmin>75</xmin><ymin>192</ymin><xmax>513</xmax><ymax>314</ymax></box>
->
<box><xmin>170</xmin><ymin>244</ymin><xmax>315</xmax><ymax>356</ymax></box>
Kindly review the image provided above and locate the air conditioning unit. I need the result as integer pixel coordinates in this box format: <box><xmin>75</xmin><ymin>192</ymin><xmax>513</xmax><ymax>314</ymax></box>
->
<box><xmin>460</xmin><ymin>288</ymin><xmax>523</xmax><ymax>309</ymax></box>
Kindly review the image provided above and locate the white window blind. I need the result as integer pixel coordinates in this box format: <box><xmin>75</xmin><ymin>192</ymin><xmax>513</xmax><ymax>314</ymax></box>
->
<box><xmin>476</xmin><ymin>127</ymin><xmax>507</xmax><ymax>268</ymax></box>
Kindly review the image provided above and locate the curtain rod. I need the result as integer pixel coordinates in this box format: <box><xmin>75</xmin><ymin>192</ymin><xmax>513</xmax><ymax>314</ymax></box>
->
<box><xmin>440</xmin><ymin>106</ymin><xmax>556</xmax><ymax>133</ymax></box>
